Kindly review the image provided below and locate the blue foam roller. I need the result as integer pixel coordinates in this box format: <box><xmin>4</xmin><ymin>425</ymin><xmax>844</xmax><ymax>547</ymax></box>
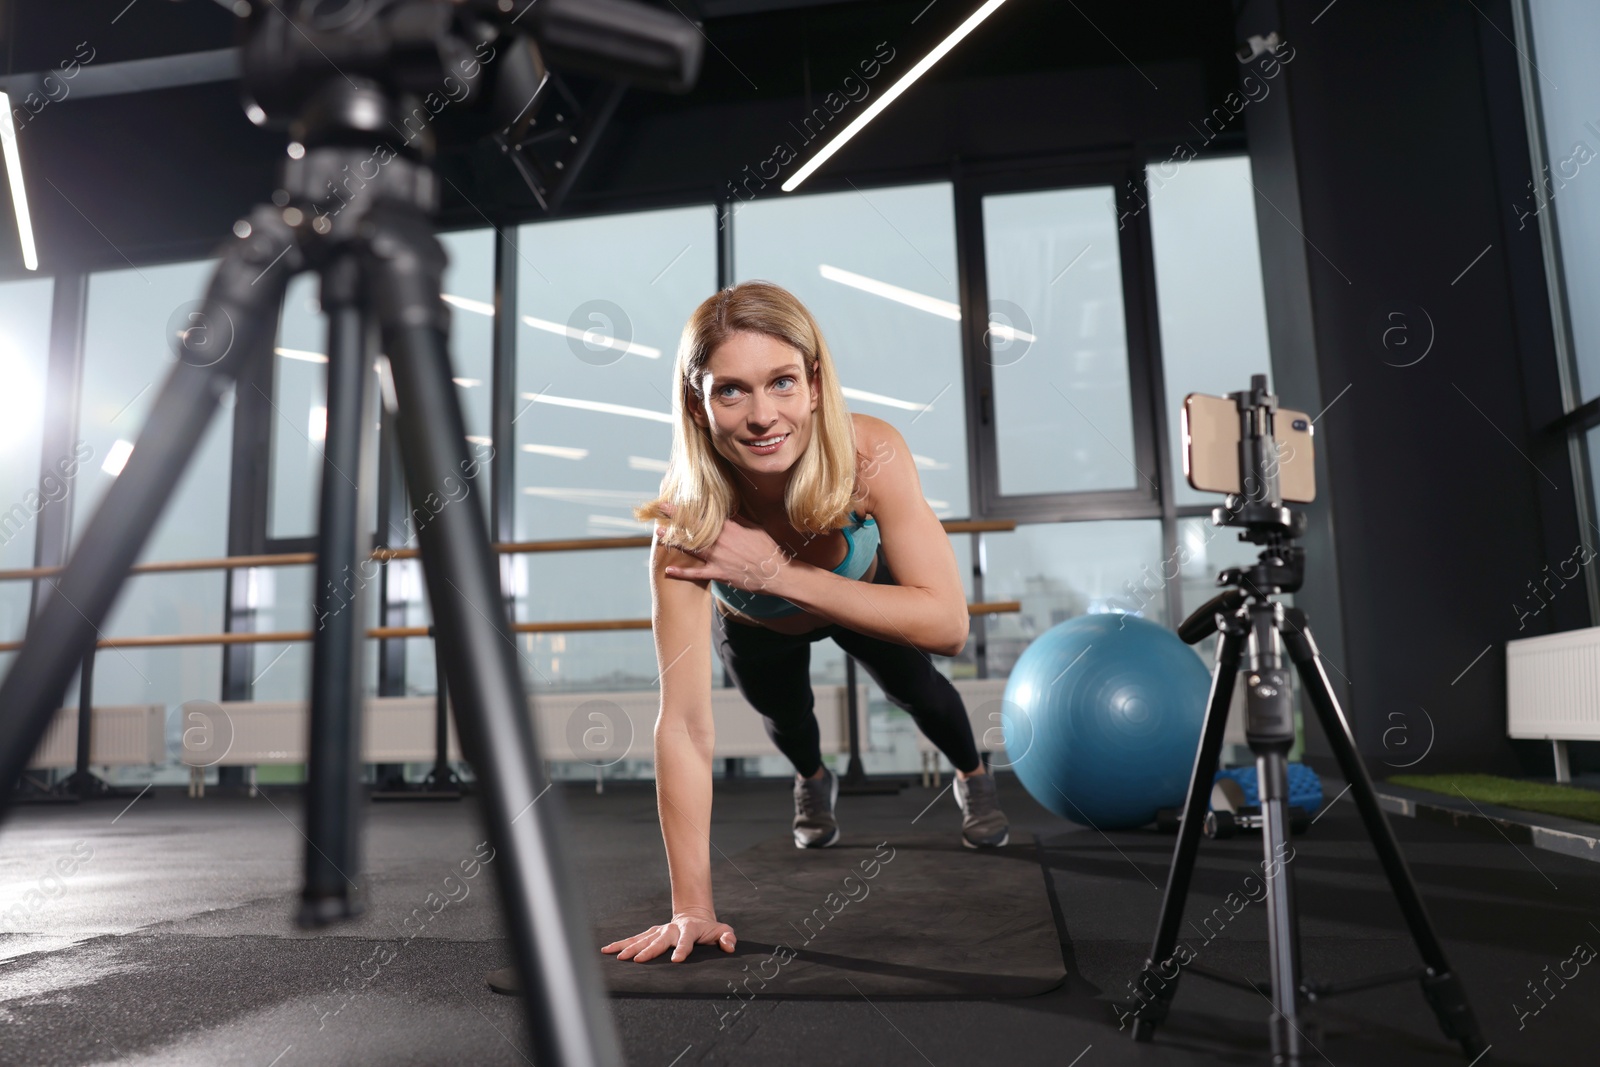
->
<box><xmin>1212</xmin><ymin>762</ymin><xmax>1323</xmax><ymax>812</ymax></box>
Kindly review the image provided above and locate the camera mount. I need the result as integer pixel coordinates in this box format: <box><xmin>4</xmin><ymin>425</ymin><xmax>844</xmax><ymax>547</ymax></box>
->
<box><xmin>1126</xmin><ymin>376</ymin><xmax>1484</xmax><ymax>1063</ymax></box>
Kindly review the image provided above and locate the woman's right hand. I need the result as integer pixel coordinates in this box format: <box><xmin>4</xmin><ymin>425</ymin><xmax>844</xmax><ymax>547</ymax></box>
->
<box><xmin>601</xmin><ymin>906</ymin><xmax>737</xmax><ymax>963</ymax></box>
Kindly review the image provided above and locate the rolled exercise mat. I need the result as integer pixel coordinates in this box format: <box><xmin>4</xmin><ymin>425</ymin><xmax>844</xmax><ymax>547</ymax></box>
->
<box><xmin>594</xmin><ymin>832</ymin><xmax>1067</xmax><ymax>996</ymax></box>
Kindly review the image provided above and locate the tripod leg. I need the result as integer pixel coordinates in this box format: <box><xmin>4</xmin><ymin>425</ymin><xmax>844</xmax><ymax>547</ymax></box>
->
<box><xmin>1280</xmin><ymin>608</ymin><xmax>1485</xmax><ymax>1057</ymax></box>
<box><xmin>1231</xmin><ymin>601</ymin><xmax>1306</xmax><ymax>1064</ymax></box>
<box><xmin>0</xmin><ymin>207</ymin><xmax>299</xmax><ymax>816</ymax></box>
<box><xmin>1255</xmin><ymin>748</ymin><xmax>1304</xmax><ymax>1063</ymax></box>
<box><xmin>365</xmin><ymin>203</ymin><xmax>623</xmax><ymax>1067</ymax></box>
<box><xmin>1129</xmin><ymin>619</ymin><xmax>1247</xmax><ymax>1041</ymax></box>
<box><xmin>299</xmin><ymin>255</ymin><xmax>378</xmax><ymax>925</ymax></box>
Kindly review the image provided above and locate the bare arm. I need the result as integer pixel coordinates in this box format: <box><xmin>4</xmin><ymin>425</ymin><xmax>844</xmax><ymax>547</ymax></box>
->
<box><xmin>601</xmin><ymin>532</ymin><xmax>736</xmax><ymax>963</ymax></box>
<box><xmin>649</xmin><ymin>535</ymin><xmax>716</xmax><ymax>914</ymax></box>
<box><xmin>770</xmin><ymin>419</ymin><xmax>969</xmax><ymax>657</ymax></box>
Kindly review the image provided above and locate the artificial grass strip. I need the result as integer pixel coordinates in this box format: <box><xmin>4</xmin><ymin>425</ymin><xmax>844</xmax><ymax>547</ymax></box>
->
<box><xmin>1388</xmin><ymin>773</ymin><xmax>1600</xmax><ymax>826</ymax></box>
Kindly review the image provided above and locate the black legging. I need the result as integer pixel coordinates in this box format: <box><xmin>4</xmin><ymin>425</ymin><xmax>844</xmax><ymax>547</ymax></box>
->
<box><xmin>710</xmin><ymin>550</ymin><xmax>981</xmax><ymax>777</ymax></box>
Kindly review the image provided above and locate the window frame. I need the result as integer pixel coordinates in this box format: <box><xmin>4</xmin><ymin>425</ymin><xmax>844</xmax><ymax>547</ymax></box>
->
<box><xmin>954</xmin><ymin>158</ymin><xmax>1168</xmax><ymax>526</ymax></box>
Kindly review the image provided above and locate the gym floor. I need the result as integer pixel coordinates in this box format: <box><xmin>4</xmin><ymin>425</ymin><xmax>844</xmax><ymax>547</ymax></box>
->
<box><xmin>0</xmin><ymin>773</ymin><xmax>1589</xmax><ymax>1066</ymax></box>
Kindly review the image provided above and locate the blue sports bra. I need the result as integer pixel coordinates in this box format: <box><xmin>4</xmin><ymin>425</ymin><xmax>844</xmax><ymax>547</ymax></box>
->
<box><xmin>711</xmin><ymin>511</ymin><xmax>880</xmax><ymax>619</ymax></box>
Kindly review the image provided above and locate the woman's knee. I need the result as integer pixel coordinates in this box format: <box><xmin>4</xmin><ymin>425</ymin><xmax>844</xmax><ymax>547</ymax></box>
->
<box><xmin>873</xmin><ymin>663</ymin><xmax>963</xmax><ymax>715</ymax></box>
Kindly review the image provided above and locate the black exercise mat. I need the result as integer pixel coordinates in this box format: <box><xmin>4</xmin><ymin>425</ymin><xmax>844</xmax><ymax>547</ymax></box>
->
<box><xmin>594</xmin><ymin>832</ymin><xmax>1067</xmax><ymax>996</ymax></box>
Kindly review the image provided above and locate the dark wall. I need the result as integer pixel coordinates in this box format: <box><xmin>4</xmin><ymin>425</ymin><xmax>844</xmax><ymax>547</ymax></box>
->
<box><xmin>0</xmin><ymin>0</ymin><xmax>1240</xmax><ymax>275</ymax></box>
<box><xmin>1238</xmin><ymin>0</ymin><xmax>1588</xmax><ymax>775</ymax></box>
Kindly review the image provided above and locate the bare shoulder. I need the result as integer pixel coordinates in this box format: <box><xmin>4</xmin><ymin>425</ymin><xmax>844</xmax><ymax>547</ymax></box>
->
<box><xmin>849</xmin><ymin>411</ymin><xmax>903</xmax><ymax>475</ymax></box>
<box><xmin>847</xmin><ymin>412</ymin><xmax>912</xmax><ymax>518</ymax></box>
<box><xmin>850</xmin><ymin>410</ymin><xmax>893</xmax><ymax>448</ymax></box>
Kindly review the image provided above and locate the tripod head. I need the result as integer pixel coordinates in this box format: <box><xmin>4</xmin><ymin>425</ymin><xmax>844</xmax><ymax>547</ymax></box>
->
<box><xmin>1177</xmin><ymin>374</ymin><xmax>1313</xmax><ymax>644</ymax></box>
<box><xmin>225</xmin><ymin>0</ymin><xmax>703</xmax><ymax>266</ymax></box>
<box><xmin>238</xmin><ymin>0</ymin><xmax>702</xmax><ymax>157</ymax></box>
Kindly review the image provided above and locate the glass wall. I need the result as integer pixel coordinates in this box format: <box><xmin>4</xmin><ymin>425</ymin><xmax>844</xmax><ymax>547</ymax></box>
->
<box><xmin>1146</xmin><ymin>155</ymin><xmax>1275</xmax><ymax>508</ymax></box>
<box><xmin>264</xmin><ymin>230</ymin><xmax>494</xmax><ymax>705</ymax></box>
<box><xmin>2</xmin><ymin>169</ymin><xmax>1282</xmax><ymax>782</ymax></box>
<box><xmin>268</xmin><ymin>275</ymin><xmax>331</xmax><ymax>542</ymax></box>
<box><xmin>730</xmin><ymin>184</ymin><xmax>973</xmax><ymax>775</ymax></box>
<box><xmin>385</xmin><ymin>229</ymin><xmax>495</xmax><ymax>697</ymax></box>
<box><xmin>732</xmin><ymin>183</ymin><xmax>970</xmax><ymax>520</ymax></box>
<box><xmin>1148</xmin><ymin>155</ymin><xmax>1298</xmax><ymax>761</ymax></box>
<box><xmin>1523</xmin><ymin>0</ymin><xmax>1600</xmax><ymax>403</ymax></box>
<box><xmin>1520</xmin><ymin>3</ymin><xmax>1600</xmax><ymax>621</ymax></box>
<box><xmin>247</xmin><ymin>564</ymin><xmax>315</xmax><ymax>702</ymax></box>
<box><xmin>76</xmin><ymin>261</ymin><xmax>233</xmax><ymax>783</ymax></box>
<box><xmin>983</xmin><ymin>520</ymin><xmax>1173</xmax><ymax>672</ymax></box>
<box><xmin>0</xmin><ymin>277</ymin><xmax>54</xmax><ymax>681</ymax></box>
<box><xmin>982</xmin><ymin>186</ymin><xmax>1136</xmax><ymax>496</ymax></box>
<box><xmin>512</xmin><ymin>206</ymin><xmax>717</xmax><ymax>692</ymax></box>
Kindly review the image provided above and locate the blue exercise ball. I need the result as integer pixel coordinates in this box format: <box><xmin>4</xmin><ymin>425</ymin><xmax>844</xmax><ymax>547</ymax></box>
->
<box><xmin>1000</xmin><ymin>613</ymin><xmax>1210</xmax><ymax>830</ymax></box>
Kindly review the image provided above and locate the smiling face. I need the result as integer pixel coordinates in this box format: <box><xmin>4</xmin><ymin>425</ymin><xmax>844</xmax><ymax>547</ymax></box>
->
<box><xmin>688</xmin><ymin>330</ymin><xmax>820</xmax><ymax>494</ymax></box>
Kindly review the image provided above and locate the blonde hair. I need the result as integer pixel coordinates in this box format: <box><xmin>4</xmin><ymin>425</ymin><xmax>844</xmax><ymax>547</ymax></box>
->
<box><xmin>633</xmin><ymin>280</ymin><xmax>859</xmax><ymax>551</ymax></box>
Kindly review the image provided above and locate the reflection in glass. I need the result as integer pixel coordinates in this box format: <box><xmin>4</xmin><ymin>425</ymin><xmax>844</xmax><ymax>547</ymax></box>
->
<box><xmin>269</xmin><ymin>229</ymin><xmax>493</xmax><ymax>541</ymax></box>
<box><xmin>983</xmin><ymin>186</ymin><xmax>1135</xmax><ymax>496</ymax></box>
<box><xmin>733</xmin><ymin>183</ymin><xmax>969</xmax><ymax>519</ymax></box>
<box><xmin>1525</xmin><ymin>2</ymin><xmax>1600</xmax><ymax>401</ymax></box>
<box><xmin>0</xmin><ymin>276</ymin><xmax>53</xmax><ymax>650</ymax></box>
<box><xmin>981</xmin><ymin>520</ymin><xmax>1167</xmax><ymax>679</ymax></box>
<box><xmin>77</xmin><ymin>261</ymin><xmax>233</xmax><ymax>783</ymax></box>
<box><xmin>512</xmin><ymin>206</ymin><xmax>716</xmax><ymax>691</ymax></box>
<box><xmin>1146</xmin><ymin>155</ymin><xmax>1274</xmax><ymax>508</ymax></box>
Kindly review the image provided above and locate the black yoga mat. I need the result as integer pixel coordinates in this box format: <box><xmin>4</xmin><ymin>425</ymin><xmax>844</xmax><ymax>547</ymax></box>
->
<box><xmin>594</xmin><ymin>832</ymin><xmax>1067</xmax><ymax>996</ymax></box>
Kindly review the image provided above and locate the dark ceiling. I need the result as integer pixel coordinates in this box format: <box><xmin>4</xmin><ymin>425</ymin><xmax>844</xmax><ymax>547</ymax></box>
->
<box><xmin>0</xmin><ymin>0</ymin><xmax>1241</xmax><ymax>276</ymax></box>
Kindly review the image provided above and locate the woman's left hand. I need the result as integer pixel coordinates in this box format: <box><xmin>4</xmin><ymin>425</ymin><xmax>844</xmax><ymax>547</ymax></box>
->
<box><xmin>657</xmin><ymin>504</ymin><xmax>792</xmax><ymax>593</ymax></box>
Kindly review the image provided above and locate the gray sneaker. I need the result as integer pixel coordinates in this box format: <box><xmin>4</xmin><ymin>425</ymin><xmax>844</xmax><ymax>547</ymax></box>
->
<box><xmin>953</xmin><ymin>771</ymin><xmax>1009</xmax><ymax>848</ymax></box>
<box><xmin>793</xmin><ymin>765</ymin><xmax>840</xmax><ymax>848</ymax></box>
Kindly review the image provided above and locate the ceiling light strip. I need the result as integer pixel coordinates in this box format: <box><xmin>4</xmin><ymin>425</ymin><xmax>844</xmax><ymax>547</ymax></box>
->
<box><xmin>0</xmin><ymin>93</ymin><xmax>39</xmax><ymax>271</ymax></box>
<box><xmin>781</xmin><ymin>0</ymin><xmax>1013</xmax><ymax>192</ymax></box>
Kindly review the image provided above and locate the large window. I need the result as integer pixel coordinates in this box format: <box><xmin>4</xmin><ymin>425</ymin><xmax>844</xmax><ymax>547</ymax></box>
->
<box><xmin>264</xmin><ymin>230</ymin><xmax>495</xmax><ymax>704</ymax></box>
<box><xmin>76</xmin><ymin>261</ymin><xmax>233</xmax><ymax>778</ymax></box>
<box><xmin>0</xmin><ymin>277</ymin><xmax>54</xmax><ymax>667</ymax></box>
<box><xmin>983</xmin><ymin>520</ymin><xmax>1170</xmax><ymax>675</ymax></box>
<box><xmin>513</xmin><ymin>206</ymin><xmax>718</xmax><ymax>691</ymax></box>
<box><xmin>982</xmin><ymin>185</ymin><xmax>1137</xmax><ymax>498</ymax></box>
<box><xmin>732</xmin><ymin>184</ymin><xmax>973</xmax><ymax>773</ymax></box>
<box><xmin>1522</xmin><ymin>0</ymin><xmax>1600</xmax><ymax>403</ymax></box>
<box><xmin>1146</xmin><ymin>155</ymin><xmax>1275</xmax><ymax>509</ymax></box>
<box><xmin>269</xmin><ymin>228</ymin><xmax>492</xmax><ymax>542</ymax></box>
<box><xmin>732</xmin><ymin>182</ymin><xmax>969</xmax><ymax>520</ymax></box>
<box><xmin>0</xmin><ymin>160</ymin><xmax>1288</xmax><ymax>781</ymax></box>
<box><xmin>1518</xmin><ymin>3</ymin><xmax>1600</xmax><ymax>599</ymax></box>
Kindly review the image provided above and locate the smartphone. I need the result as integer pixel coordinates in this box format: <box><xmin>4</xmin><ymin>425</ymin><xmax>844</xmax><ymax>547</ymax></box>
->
<box><xmin>1182</xmin><ymin>392</ymin><xmax>1316</xmax><ymax>503</ymax></box>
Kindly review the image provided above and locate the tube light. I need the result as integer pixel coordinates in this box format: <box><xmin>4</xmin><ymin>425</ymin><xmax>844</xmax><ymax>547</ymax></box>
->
<box><xmin>518</xmin><ymin>392</ymin><xmax>674</xmax><ymax>423</ymax></box>
<box><xmin>782</xmin><ymin>0</ymin><xmax>1014</xmax><ymax>192</ymax></box>
<box><xmin>819</xmin><ymin>263</ymin><xmax>1037</xmax><ymax>344</ymax></box>
<box><xmin>0</xmin><ymin>92</ymin><xmax>40</xmax><ymax>270</ymax></box>
<box><xmin>520</xmin><ymin>313</ymin><xmax>662</xmax><ymax>360</ymax></box>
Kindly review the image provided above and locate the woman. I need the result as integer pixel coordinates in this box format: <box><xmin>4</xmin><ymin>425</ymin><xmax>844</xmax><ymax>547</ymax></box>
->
<box><xmin>603</xmin><ymin>280</ymin><xmax>1008</xmax><ymax>967</ymax></box>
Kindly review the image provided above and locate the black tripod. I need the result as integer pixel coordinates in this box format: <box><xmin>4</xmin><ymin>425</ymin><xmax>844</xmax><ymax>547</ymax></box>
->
<box><xmin>0</xmin><ymin>4</ymin><xmax>699</xmax><ymax>1065</ymax></box>
<box><xmin>1126</xmin><ymin>379</ymin><xmax>1483</xmax><ymax>1064</ymax></box>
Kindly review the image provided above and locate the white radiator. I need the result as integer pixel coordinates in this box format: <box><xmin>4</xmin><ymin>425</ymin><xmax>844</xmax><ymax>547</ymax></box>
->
<box><xmin>1506</xmin><ymin>628</ymin><xmax>1600</xmax><ymax>782</ymax></box>
<box><xmin>179</xmin><ymin>686</ymin><xmax>861</xmax><ymax>767</ymax></box>
<box><xmin>533</xmin><ymin>686</ymin><xmax>854</xmax><ymax>762</ymax></box>
<box><xmin>27</xmin><ymin>704</ymin><xmax>166</xmax><ymax>769</ymax></box>
<box><xmin>187</xmin><ymin>697</ymin><xmax>464</xmax><ymax>766</ymax></box>
<box><xmin>1506</xmin><ymin>629</ymin><xmax>1600</xmax><ymax>742</ymax></box>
